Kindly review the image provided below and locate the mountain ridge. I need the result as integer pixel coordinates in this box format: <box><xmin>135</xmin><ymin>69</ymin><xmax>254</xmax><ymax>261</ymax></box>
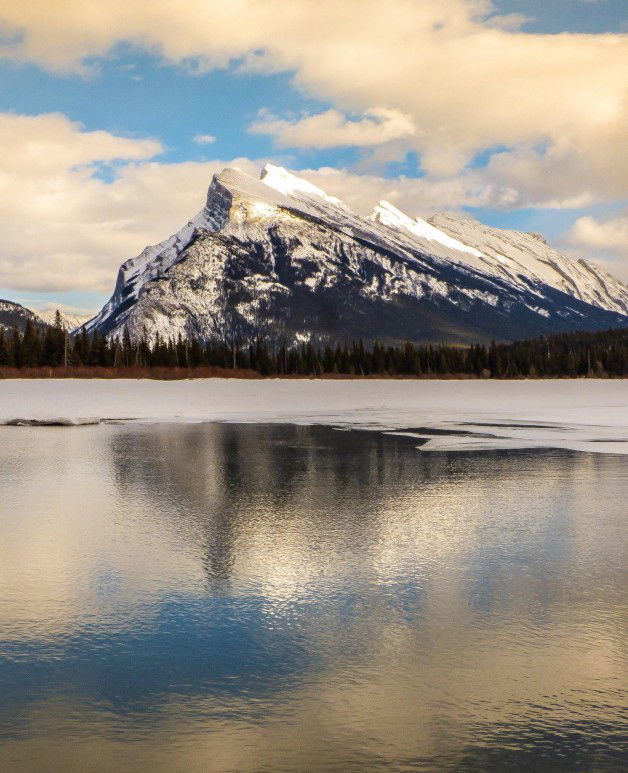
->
<box><xmin>82</xmin><ymin>164</ymin><xmax>628</xmax><ymax>345</ymax></box>
<box><xmin>0</xmin><ymin>299</ymin><xmax>48</xmax><ymax>334</ymax></box>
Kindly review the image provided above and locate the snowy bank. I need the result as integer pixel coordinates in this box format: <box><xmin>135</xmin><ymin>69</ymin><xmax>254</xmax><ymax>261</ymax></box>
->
<box><xmin>0</xmin><ymin>378</ymin><xmax>626</xmax><ymax>454</ymax></box>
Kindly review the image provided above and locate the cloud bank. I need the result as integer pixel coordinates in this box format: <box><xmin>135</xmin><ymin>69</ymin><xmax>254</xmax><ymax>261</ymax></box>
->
<box><xmin>0</xmin><ymin>112</ymin><xmax>258</xmax><ymax>292</ymax></box>
<box><xmin>1</xmin><ymin>0</ymin><xmax>626</xmax><ymax>203</ymax></box>
<box><xmin>566</xmin><ymin>211</ymin><xmax>628</xmax><ymax>279</ymax></box>
<box><xmin>0</xmin><ymin>1</ymin><xmax>626</xmax><ymax>288</ymax></box>
<box><xmin>249</xmin><ymin>108</ymin><xmax>415</xmax><ymax>149</ymax></box>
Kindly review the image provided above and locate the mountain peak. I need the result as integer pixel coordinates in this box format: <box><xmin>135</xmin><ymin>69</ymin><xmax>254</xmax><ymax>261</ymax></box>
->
<box><xmin>36</xmin><ymin>308</ymin><xmax>92</xmax><ymax>330</ymax></box>
<box><xmin>260</xmin><ymin>163</ymin><xmax>344</xmax><ymax>206</ymax></box>
<box><xmin>372</xmin><ymin>199</ymin><xmax>416</xmax><ymax>228</ymax></box>
<box><xmin>206</xmin><ymin>166</ymin><xmax>291</xmax><ymax>216</ymax></box>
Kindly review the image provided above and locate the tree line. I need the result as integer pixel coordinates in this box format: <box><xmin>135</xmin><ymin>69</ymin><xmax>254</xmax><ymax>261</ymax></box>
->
<box><xmin>0</xmin><ymin>314</ymin><xmax>626</xmax><ymax>378</ymax></box>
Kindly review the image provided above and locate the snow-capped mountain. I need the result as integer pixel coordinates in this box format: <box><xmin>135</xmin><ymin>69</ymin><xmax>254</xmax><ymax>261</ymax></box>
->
<box><xmin>0</xmin><ymin>301</ymin><xmax>94</xmax><ymax>335</ymax></box>
<box><xmin>36</xmin><ymin>309</ymin><xmax>92</xmax><ymax>331</ymax></box>
<box><xmin>427</xmin><ymin>213</ymin><xmax>628</xmax><ymax>316</ymax></box>
<box><xmin>0</xmin><ymin>299</ymin><xmax>47</xmax><ymax>334</ymax></box>
<box><xmin>84</xmin><ymin>164</ymin><xmax>628</xmax><ymax>345</ymax></box>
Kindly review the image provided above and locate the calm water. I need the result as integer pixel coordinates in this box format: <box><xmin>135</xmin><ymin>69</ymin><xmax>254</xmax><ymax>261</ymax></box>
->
<box><xmin>0</xmin><ymin>423</ymin><xmax>626</xmax><ymax>772</ymax></box>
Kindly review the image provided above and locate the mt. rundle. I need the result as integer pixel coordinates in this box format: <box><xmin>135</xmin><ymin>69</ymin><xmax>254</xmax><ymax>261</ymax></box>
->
<box><xmin>84</xmin><ymin>164</ymin><xmax>628</xmax><ymax>345</ymax></box>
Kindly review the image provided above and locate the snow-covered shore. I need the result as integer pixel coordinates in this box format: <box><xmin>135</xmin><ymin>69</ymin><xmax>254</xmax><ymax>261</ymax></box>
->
<box><xmin>0</xmin><ymin>378</ymin><xmax>626</xmax><ymax>454</ymax></box>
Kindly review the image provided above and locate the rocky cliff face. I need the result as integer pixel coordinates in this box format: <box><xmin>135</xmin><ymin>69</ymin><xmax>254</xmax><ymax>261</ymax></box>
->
<box><xmin>84</xmin><ymin>164</ymin><xmax>628</xmax><ymax>345</ymax></box>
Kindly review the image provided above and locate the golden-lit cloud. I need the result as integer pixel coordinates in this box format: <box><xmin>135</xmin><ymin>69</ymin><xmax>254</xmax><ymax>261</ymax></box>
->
<box><xmin>0</xmin><ymin>0</ymin><xmax>626</xmax><ymax>203</ymax></box>
<box><xmin>0</xmin><ymin>112</ymin><xmax>260</xmax><ymax>292</ymax></box>
<box><xmin>249</xmin><ymin>107</ymin><xmax>416</xmax><ymax>148</ymax></box>
<box><xmin>0</xmin><ymin>112</ymin><xmax>161</xmax><ymax>173</ymax></box>
<box><xmin>0</xmin><ymin>2</ymin><xmax>627</xmax><ymax>291</ymax></box>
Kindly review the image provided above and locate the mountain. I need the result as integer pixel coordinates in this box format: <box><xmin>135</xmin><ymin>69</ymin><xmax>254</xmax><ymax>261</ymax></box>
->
<box><xmin>0</xmin><ymin>299</ymin><xmax>47</xmax><ymax>334</ymax></box>
<box><xmin>0</xmin><ymin>302</ymin><xmax>91</xmax><ymax>335</ymax></box>
<box><xmin>0</xmin><ymin>301</ymin><xmax>92</xmax><ymax>336</ymax></box>
<box><xmin>84</xmin><ymin>164</ymin><xmax>628</xmax><ymax>345</ymax></box>
<box><xmin>427</xmin><ymin>213</ymin><xmax>628</xmax><ymax>316</ymax></box>
<box><xmin>36</xmin><ymin>309</ymin><xmax>92</xmax><ymax>331</ymax></box>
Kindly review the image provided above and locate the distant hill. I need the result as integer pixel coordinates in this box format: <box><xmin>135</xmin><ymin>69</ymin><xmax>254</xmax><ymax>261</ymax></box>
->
<box><xmin>36</xmin><ymin>309</ymin><xmax>92</xmax><ymax>331</ymax></box>
<box><xmin>0</xmin><ymin>299</ymin><xmax>47</xmax><ymax>334</ymax></box>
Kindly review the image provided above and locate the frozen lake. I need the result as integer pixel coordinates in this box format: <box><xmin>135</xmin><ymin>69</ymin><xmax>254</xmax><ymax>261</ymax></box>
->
<box><xmin>0</xmin><ymin>422</ymin><xmax>626</xmax><ymax>771</ymax></box>
<box><xmin>0</xmin><ymin>378</ymin><xmax>627</xmax><ymax>453</ymax></box>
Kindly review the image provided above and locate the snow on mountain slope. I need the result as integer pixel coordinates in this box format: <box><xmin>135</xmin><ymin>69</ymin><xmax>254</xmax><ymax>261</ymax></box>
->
<box><xmin>83</xmin><ymin>164</ymin><xmax>628</xmax><ymax>345</ymax></box>
<box><xmin>370</xmin><ymin>203</ymin><xmax>628</xmax><ymax>316</ymax></box>
<box><xmin>0</xmin><ymin>299</ymin><xmax>47</xmax><ymax>334</ymax></box>
<box><xmin>261</xmin><ymin>163</ymin><xmax>345</xmax><ymax>206</ymax></box>
<box><xmin>429</xmin><ymin>213</ymin><xmax>628</xmax><ymax>316</ymax></box>
<box><xmin>37</xmin><ymin>309</ymin><xmax>92</xmax><ymax>331</ymax></box>
<box><xmin>372</xmin><ymin>201</ymin><xmax>484</xmax><ymax>258</ymax></box>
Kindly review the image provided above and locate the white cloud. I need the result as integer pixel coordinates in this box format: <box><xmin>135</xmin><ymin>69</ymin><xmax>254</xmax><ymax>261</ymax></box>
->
<box><xmin>0</xmin><ymin>112</ymin><xmax>161</xmax><ymax>174</ymax></box>
<box><xmin>0</xmin><ymin>0</ymin><xmax>626</xmax><ymax>206</ymax></box>
<box><xmin>194</xmin><ymin>133</ymin><xmax>216</xmax><ymax>145</ymax></box>
<box><xmin>484</xmin><ymin>13</ymin><xmax>532</xmax><ymax>31</ymax></box>
<box><xmin>565</xmin><ymin>211</ymin><xmax>628</xmax><ymax>281</ymax></box>
<box><xmin>0</xmin><ymin>111</ymin><xmax>497</xmax><ymax>296</ymax></box>
<box><xmin>569</xmin><ymin>213</ymin><xmax>628</xmax><ymax>252</ymax></box>
<box><xmin>249</xmin><ymin>107</ymin><xmax>415</xmax><ymax>148</ymax></box>
<box><xmin>285</xmin><ymin>165</ymin><xmax>490</xmax><ymax>214</ymax></box>
<box><xmin>0</xmin><ymin>110</ymin><xmax>497</xmax><ymax>297</ymax></box>
<box><xmin>0</xmin><ymin>111</ymin><xmax>260</xmax><ymax>293</ymax></box>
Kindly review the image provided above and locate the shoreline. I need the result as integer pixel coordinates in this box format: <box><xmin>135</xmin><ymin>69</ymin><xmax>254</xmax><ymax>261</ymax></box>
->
<box><xmin>0</xmin><ymin>366</ymin><xmax>625</xmax><ymax>381</ymax></box>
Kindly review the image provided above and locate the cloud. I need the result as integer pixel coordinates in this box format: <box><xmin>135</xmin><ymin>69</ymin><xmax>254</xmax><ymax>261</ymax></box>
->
<box><xmin>0</xmin><ymin>110</ymin><xmax>502</xmax><ymax>296</ymax></box>
<box><xmin>0</xmin><ymin>109</ymin><xmax>511</xmax><ymax>297</ymax></box>
<box><xmin>0</xmin><ymin>111</ymin><xmax>260</xmax><ymax>293</ymax></box>
<box><xmin>284</xmin><ymin>165</ymin><xmax>491</xmax><ymax>214</ymax></box>
<box><xmin>4</xmin><ymin>109</ymin><xmax>626</xmax><ymax>297</ymax></box>
<box><xmin>0</xmin><ymin>1</ymin><xmax>626</xmax><ymax>201</ymax></box>
<box><xmin>565</xmin><ymin>211</ymin><xmax>628</xmax><ymax>280</ymax></box>
<box><xmin>249</xmin><ymin>107</ymin><xmax>415</xmax><ymax>148</ymax></box>
<box><xmin>569</xmin><ymin>213</ymin><xmax>628</xmax><ymax>252</ymax></box>
<box><xmin>0</xmin><ymin>111</ymin><xmax>161</xmax><ymax>174</ymax></box>
<box><xmin>0</xmin><ymin>0</ymin><xmax>626</xmax><ymax>207</ymax></box>
<box><xmin>194</xmin><ymin>133</ymin><xmax>216</xmax><ymax>145</ymax></box>
<box><xmin>484</xmin><ymin>13</ymin><xmax>533</xmax><ymax>31</ymax></box>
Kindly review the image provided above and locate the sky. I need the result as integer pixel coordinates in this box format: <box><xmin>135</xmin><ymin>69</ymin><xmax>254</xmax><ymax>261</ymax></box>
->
<box><xmin>0</xmin><ymin>0</ymin><xmax>626</xmax><ymax>314</ymax></box>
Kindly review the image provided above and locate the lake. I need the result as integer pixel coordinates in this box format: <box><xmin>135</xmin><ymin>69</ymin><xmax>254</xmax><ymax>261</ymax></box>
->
<box><xmin>0</xmin><ymin>423</ymin><xmax>626</xmax><ymax>772</ymax></box>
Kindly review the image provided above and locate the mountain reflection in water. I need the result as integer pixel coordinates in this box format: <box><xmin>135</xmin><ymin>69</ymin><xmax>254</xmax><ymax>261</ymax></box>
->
<box><xmin>0</xmin><ymin>423</ymin><xmax>625</xmax><ymax>772</ymax></box>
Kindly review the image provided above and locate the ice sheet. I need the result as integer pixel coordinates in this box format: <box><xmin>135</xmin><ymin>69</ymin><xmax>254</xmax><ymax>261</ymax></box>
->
<box><xmin>1</xmin><ymin>379</ymin><xmax>626</xmax><ymax>454</ymax></box>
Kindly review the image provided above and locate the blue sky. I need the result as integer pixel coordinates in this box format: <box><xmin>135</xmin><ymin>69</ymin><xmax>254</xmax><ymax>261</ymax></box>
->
<box><xmin>0</xmin><ymin>0</ymin><xmax>626</xmax><ymax>313</ymax></box>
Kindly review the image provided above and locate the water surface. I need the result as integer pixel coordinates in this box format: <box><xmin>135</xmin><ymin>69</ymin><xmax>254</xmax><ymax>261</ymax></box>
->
<box><xmin>0</xmin><ymin>424</ymin><xmax>626</xmax><ymax>771</ymax></box>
